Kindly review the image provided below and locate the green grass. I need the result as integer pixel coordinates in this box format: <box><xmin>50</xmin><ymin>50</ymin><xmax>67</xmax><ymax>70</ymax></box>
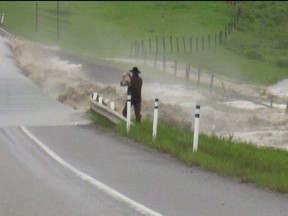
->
<box><xmin>89</xmin><ymin>110</ymin><xmax>288</xmax><ymax>193</ymax></box>
<box><xmin>0</xmin><ymin>1</ymin><xmax>233</xmax><ymax>57</ymax></box>
<box><xmin>2</xmin><ymin>1</ymin><xmax>287</xmax><ymax>85</ymax></box>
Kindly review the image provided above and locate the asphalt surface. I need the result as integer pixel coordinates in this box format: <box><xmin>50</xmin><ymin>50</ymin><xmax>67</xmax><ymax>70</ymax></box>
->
<box><xmin>0</xmin><ymin>34</ymin><xmax>288</xmax><ymax>216</ymax></box>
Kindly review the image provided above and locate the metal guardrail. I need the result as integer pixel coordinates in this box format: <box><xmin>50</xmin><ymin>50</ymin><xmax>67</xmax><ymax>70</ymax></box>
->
<box><xmin>89</xmin><ymin>95</ymin><xmax>127</xmax><ymax>124</ymax></box>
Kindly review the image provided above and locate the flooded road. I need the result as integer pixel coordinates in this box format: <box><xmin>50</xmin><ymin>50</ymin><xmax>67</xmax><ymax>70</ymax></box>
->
<box><xmin>0</xmin><ymin>35</ymin><xmax>89</xmax><ymax>126</ymax></box>
<box><xmin>7</xmin><ymin>34</ymin><xmax>288</xmax><ymax>149</ymax></box>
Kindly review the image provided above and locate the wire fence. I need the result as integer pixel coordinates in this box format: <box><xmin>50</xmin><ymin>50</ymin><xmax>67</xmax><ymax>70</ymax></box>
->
<box><xmin>128</xmin><ymin>2</ymin><xmax>243</xmax><ymax>99</ymax></box>
<box><xmin>127</xmin><ymin>1</ymin><xmax>288</xmax><ymax>111</ymax></box>
<box><xmin>129</xmin><ymin>5</ymin><xmax>241</xmax><ymax>58</ymax></box>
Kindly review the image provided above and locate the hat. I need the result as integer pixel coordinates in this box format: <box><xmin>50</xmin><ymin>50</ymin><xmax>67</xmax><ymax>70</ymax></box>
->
<box><xmin>130</xmin><ymin>67</ymin><xmax>141</xmax><ymax>74</ymax></box>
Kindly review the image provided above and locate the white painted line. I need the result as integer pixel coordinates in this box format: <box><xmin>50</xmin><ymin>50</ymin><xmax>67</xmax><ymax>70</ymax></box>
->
<box><xmin>21</xmin><ymin>126</ymin><xmax>162</xmax><ymax>216</ymax></box>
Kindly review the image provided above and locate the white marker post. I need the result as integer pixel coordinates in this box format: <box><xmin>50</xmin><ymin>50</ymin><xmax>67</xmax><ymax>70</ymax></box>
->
<box><xmin>193</xmin><ymin>105</ymin><xmax>201</xmax><ymax>152</ymax></box>
<box><xmin>92</xmin><ymin>92</ymin><xmax>98</xmax><ymax>101</ymax></box>
<box><xmin>98</xmin><ymin>96</ymin><xmax>103</xmax><ymax>104</ymax></box>
<box><xmin>1</xmin><ymin>13</ymin><xmax>4</xmax><ymax>25</ymax></box>
<box><xmin>110</xmin><ymin>101</ymin><xmax>115</xmax><ymax>111</ymax></box>
<box><xmin>152</xmin><ymin>98</ymin><xmax>159</xmax><ymax>140</ymax></box>
<box><xmin>126</xmin><ymin>94</ymin><xmax>131</xmax><ymax>133</ymax></box>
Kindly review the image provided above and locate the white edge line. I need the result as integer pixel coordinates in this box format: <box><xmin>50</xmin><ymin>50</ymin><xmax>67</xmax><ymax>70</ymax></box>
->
<box><xmin>20</xmin><ymin>126</ymin><xmax>163</xmax><ymax>216</ymax></box>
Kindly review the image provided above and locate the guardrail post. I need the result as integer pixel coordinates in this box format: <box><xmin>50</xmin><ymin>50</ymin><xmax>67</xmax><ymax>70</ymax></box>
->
<box><xmin>193</xmin><ymin>105</ymin><xmax>201</xmax><ymax>152</ymax></box>
<box><xmin>152</xmin><ymin>98</ymin><xmax>159</xmax><ymax>140</ymax></box>
<box><xmin>126</xmin><ymin>94</ymin><xmax>131</xmax><ymax>133</ymax></box>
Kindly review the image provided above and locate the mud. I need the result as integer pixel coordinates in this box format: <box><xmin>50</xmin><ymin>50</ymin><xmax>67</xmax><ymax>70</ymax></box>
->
<box><xmin>8</xmin><ymin>37</ymin><xmax>288</xmax><ymax>150</ymax></box>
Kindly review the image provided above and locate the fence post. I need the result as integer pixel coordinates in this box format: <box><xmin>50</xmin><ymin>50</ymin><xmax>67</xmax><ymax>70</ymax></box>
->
<box><xmin>238</xmin><ymin>7</ymin><xmax>241</xmax><ymax>18</ymax></box>
<box><xmin>126</xmin><ymin>94</ymin><xmax>131</xmax><ymax>133</ymax></box>
<box><xmin>286</xmin><ymin>102</ymin><xmax>288</xmax><ymax>114</ymax></box>
<box><xmin>202</xmin><ymin>36</ymin><xmax>204</xmax><ymax>50</ymax></box>
<box><xmin>141</xmin><ymin>40</ymin><xmax>144</xmax><ymax>56</ymax></box>
<box><xmin>228</xmin><ymin>22</ymin><xmax>230</xmax><ymax>36</ymax></box>
<box><xmin>156</xmin><ymin>37</ymin><xmax>159</xmax><ymax>54</ymax></box>
<box><xmin>162</xmin><ymin>37</ymin><xmax>166</xmax><ymax>53</ymax></box>
<box><xmin>134</xmin><ymin>41</ymin><xmax>139</xmax><ymax>58</ymax></box>
<box><xmin>163</xmin><ymin>56</ymin><xmax>166</xmax><ymax>72</ymax></box>
<box><xmin>137</xmin><ymin>42</ymin><xmax>140</xmax><ymax>58</ymax></box>
<box><xmin>210</xmin><ymin>74</ymin><xmax>214</xmax><ymax>96</ymax></box>
<box><xmin>144</xmin><ymin>48</ymin><xmax>147</xmax><ymax>65</ymax></box>
<box><xmin>176</xmin><ymin>37</ymin><xmax>179</xmax><ymax>52</ymax></box>
<box><xmin>219</xmin><ymin>31</ymin><xmax>223</xmax><ymax>45</ymax></box>
<box><xmin>154</xmin><ymin>53</ymin><xmax>158</xmax><ymax>69</ymax></box>
<box><xmin>196</xmin><ymin>38</ymin><xmax>199</xmax><ymax>52</ymax></box>
<box><xmin>133</xmin><ymin>41</ymin><xmax>137</xmax><ymax>57</ymax></box>
<box><xmin>197</xmin><ymin>69</ymin><xmax>201</xmax><ymax>85</ymax></box>
<box><xmin>183</xmin><ymin>37</ymin><xmax>186</xmax><ymax>53</ymax></box>
<box><xmin>189</xmin><ymin>37</ymin><xmax>192</xmax><ymax>52</ymax></box>
<box><xmin>269</xmin><ymin>95</ymin><xmax>274</xmax><ymax>108</ymax></box>
<box><xmin>130</xmin><ymin>43</ymin><xmax>134</xmax><ymax>57</ymax></box>
<box><xmin>134</xmin><ymin>41</ymin><xmax>137</xmax><ymax>57</ymax></box>
<box><xmin>170</xmin><ymin>36</ymin><xmax>173</xmax><ymax>53</ymax></box>
<box><xmin>193</xmin><ymin>105</ymin><xmax>201</xmax><ymax>152</ymax></box>
<box><xmin>236</xmin><ymin>8</ymin><xmax>240</xmax><ymax>24</ymax></box>
<box><xmin>149</xmin><ymin>38</ymin><xmax>152</xmax><ymax>55</ymax></box>
<box><xmin>152</xmin><ymin>98</ymin><xmax>159</xmax><ymax>140</ymax></box>
<box><xmin>174</xmin><ymin>61</ymin><xmax>177</xmax><ymax>76</ymax></box>
<box><xmin>185</xmin><ymin>64</ymin><xmax>190</xmax><ymax>80</ymax></box>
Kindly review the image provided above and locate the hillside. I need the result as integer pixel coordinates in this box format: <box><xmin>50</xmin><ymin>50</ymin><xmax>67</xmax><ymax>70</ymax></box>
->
<box><xmin>1</xmin><ymin>1</ymin><xmax>287</xmax><ymax>85</ymax></box>
<box><xmin>223</xmin><ymin>1</ymin><xmax>288</xmax><ymax>84</ymax></box>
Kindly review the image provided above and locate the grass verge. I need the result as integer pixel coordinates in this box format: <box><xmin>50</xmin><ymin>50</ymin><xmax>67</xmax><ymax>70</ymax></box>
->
<box><xmin>88</xmin><ymin>110</ymin><xmax>288</xmax><ymax>193</ymax></box>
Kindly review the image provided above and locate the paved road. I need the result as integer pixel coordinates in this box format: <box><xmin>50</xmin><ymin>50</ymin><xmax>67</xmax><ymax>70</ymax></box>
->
<box><xmin>0</xmin><ymin>34</ymin><xmax>288</xmax><ymax>216</ymax></box>
<box><xmin>0</xmin><ymin>127</ymin><xmax>144</xmax><ymax>216</ymax></box>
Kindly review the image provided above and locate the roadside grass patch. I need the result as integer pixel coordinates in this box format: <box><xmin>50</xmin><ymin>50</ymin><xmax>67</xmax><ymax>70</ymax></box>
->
<box><xmin>89</xmin><ymin>110</ymin><xmax>288</xmax><ymax>193</ymax></box>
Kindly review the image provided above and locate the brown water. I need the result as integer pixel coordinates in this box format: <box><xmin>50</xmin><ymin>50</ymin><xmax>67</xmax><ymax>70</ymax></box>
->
<box><xmin>10</xmin><ymin>37</ymin><xmax>288</xmax><ymax>150</ymax></box>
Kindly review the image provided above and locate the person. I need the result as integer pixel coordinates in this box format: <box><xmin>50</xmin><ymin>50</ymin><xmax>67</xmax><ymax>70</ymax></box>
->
<box><xmin>121</xmin><ymin>66</ymin><xmax>143</xmax><ymax>122</ymax></box>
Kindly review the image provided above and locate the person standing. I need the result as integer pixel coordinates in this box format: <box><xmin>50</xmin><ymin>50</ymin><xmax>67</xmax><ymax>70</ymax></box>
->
<box><xmin>121</xmin><ymin>66</ymin><xmax>143</xmax><ymax>122</ymax></box>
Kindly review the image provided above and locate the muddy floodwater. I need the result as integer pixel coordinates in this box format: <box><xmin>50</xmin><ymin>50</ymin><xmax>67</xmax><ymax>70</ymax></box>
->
<box><xmin>9</xmin><ymin>37</ymin><xmax>288</xmax><ymax>150</ymax></box>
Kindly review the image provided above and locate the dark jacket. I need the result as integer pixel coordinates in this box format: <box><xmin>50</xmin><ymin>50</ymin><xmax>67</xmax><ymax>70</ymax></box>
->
<box><xmin>127</xmin><ymin>74</ymin><xmax>142</xmax><ymax>103</ymax></box>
